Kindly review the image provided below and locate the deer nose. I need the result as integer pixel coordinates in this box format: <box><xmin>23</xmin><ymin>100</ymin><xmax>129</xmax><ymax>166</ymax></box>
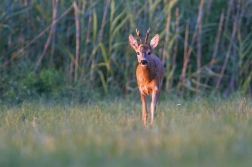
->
<box><xmin>140</xmin><ymin>60</ymin><xmax>148</xmax><ymax>65</ymax></box>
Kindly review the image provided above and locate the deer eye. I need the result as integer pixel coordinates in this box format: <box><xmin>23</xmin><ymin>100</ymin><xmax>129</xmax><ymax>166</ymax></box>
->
<box><xmin>148</xmin><ymin>51</ymin><xmax>151</xmax><ymax>55</ymax></box>
<box><xmin>136</xmin><ymin>52</ymin><xmax>140</xmax><ymax>55</ymax></box>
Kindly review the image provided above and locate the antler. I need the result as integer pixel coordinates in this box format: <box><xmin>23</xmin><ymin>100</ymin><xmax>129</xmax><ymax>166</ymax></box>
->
<box><xmin>136</xmin><ymin>29</ymin><xmax>143</xmax><ymax>44</ymax></box>
<box><xmin>144</xmin><ymin>28</ymin><xmax>150</xmax><ymax>44</ymax></box>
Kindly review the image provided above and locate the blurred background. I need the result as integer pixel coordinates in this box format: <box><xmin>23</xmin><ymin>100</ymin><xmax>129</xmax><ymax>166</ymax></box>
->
<box><xmin>1</xmin><ymin>0</ymin><xmax>251</xmax><ymax>102</ymax></box>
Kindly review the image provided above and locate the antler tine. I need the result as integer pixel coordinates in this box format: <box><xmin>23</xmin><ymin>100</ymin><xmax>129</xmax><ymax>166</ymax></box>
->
<box><xmin>136</xmin><ymin>29</ymin><xmax>142</xmax><ymax>44</ymax></box>
<box><xmin>144</xmin><ymin>28</ymin><xmax>150</xmax><ymax>44</ymax></box>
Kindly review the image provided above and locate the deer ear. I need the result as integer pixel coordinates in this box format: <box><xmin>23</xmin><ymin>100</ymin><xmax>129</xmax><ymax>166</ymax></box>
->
<box><xmin>150</xmin><ymin>34</ymin><xmax>159</xmax><ymax>49</ymax></box>
<box><xmin>129</xmin><ymin>34</ymin><xmax>138</xmax><ymax>50</ymax></box>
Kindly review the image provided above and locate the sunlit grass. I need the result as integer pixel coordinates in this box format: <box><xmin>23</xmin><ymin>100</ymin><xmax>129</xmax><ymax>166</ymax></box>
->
<box><xmin>0</xmin><ymin>95</ymin><xmax>252</xmax><ymax>167</ymax></box>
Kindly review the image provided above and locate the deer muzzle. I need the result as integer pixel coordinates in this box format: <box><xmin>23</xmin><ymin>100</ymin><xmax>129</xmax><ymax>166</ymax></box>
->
<box><xmin>140</xmin><ymin>60</ymin><xmax>148</xmax><ymax>66</ymax></box>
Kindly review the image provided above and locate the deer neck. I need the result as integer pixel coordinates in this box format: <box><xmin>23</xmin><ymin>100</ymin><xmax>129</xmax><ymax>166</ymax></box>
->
<box><xmin>136</xmin><ymin>61</ymin><xmax>156</xmax><ymax>83</ymax></box>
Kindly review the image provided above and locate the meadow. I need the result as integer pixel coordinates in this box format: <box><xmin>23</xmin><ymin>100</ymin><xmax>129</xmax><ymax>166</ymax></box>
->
<box><xmin>1</xmin><ymin>0</ymin><xmax>252</xmax><ymax>101</ymax></box>
<box><xmin>0</xmin><ymin>94</ymin><xmax>252</xmax><ymax>167</ymax></box>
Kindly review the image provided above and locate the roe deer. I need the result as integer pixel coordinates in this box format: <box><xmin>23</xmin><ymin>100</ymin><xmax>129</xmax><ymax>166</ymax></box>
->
<box><xmin>129</xmin><ymin>28</ymin><xmax>164</xmax><ymax>125</ymax></box>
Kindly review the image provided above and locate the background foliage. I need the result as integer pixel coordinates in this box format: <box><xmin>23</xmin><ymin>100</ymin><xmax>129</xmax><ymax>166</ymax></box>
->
<box><xmin>1</xmin><ymin>0</ymin><xmax>252</xmax><ymax>102</ymax></box>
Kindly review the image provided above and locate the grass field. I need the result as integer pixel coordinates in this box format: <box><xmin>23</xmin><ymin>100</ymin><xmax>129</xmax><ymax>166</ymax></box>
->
<box><xmin>0</xmin><ymin>94</ymin><xmax>252</xmax><ymax>167</ymax></box>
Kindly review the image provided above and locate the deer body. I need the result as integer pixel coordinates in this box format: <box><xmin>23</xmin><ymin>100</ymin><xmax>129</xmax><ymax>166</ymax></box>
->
<box><xmin>129</xmin><ymin>29</ymin><xmax>164</xmax><ymax>124</ymax></box>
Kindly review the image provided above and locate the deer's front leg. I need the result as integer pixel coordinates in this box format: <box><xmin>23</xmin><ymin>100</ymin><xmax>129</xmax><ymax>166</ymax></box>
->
<box><xmin>150</xmin><ymin>90</ymin><xmax>159</xmax><ymax>124</ymax></box>
<box><xmin>140</xmin><ymin>93</ymin><xmax>147</xmax><ymax>125</ymax></box>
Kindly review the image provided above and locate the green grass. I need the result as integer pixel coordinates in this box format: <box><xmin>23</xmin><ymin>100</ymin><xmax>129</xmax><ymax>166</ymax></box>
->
<box><xmin>0</xmin><ymin>95</ymin><xmax>252</xmax><ymax>167</ymax></box>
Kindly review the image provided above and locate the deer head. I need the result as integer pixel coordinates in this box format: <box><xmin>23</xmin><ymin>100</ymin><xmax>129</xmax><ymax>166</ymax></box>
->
<box><xmin>129</xmin><ymin>28</ymin><xmax>160</xmax><ymax>66</ymax></box>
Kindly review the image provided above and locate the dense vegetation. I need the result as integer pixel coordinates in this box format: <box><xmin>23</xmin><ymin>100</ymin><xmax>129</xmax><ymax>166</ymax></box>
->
<box><xmin>1</xmin><ymin>0</ymin><xmax>252</xmax><ymax>102</ymax></box>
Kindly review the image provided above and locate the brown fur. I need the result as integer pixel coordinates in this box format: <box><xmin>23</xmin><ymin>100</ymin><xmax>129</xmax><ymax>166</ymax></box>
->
<box><xmin>129</xmin><ymin>29</ymin><xmax>164</xmax><ymax>124</ymax></box>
